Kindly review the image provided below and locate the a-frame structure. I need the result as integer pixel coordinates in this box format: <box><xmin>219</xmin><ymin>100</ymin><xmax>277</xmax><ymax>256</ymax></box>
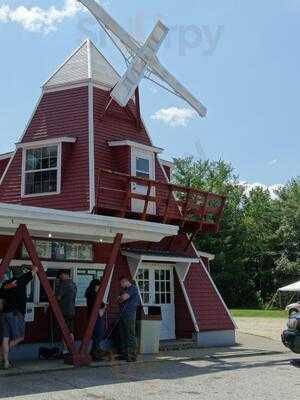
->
<box><xmin>0</xmin><ymin>225</ymin><xmax>123</xmax><ymax>366</ymax></box>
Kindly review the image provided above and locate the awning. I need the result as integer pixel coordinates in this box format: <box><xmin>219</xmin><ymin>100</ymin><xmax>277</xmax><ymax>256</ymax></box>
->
<box><xmin>278</xmin><ymin>281</ymin><xmax>300</xmax><ymax>292</ymax></box>
<box><xmin>122</xmin><ymin>249</ymin><xmax>199</xmax><ymax>263</ymax></box>
<box><xmin>0</xmin><ymin>203</ymin><xmax>178</xmax><ymax>243</ymax></box>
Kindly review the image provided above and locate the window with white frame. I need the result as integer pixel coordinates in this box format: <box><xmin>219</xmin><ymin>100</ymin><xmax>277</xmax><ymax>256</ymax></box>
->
<box><xmin>23</xmin><ymin>145</ymin><xmax>60</xmax><ymax>196</ymax></box>
<box><xmin>135</xmin><ymin>157</ymin><xmax>150</xmax><ymax>179</ymax></box>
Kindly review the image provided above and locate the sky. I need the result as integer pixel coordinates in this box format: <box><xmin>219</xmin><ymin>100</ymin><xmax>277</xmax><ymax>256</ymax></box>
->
<box><xmin>0</xmin><ymin>0</ymin><xmax>299</xmax><ymax>191</ymax></box>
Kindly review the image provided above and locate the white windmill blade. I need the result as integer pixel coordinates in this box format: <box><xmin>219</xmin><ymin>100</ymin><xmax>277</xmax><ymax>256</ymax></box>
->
<box><xmin>78</xmin><ymin>0</ymin><xmax>207</xmax><ymax>117</ymax></box>
<box><xmin>111</xmin><ymin>21</ymin><xmax>169</xmax><ymax>107</ymax></box>
<box><xmin>148</xmin><ymin>62</ymin><xmax>207</xmax><ymax>117</ymax></box>
<box><xmin>78</xmin><ymin>0</ymin><xmax>141</xmax><ymax>54</ymax></box>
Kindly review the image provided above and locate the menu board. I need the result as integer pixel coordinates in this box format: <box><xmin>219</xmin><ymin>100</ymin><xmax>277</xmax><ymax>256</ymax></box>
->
<box><xmin>76</xmin><ymin>269</ymin><xmax>103</xmax><ymax>305</ymax></box>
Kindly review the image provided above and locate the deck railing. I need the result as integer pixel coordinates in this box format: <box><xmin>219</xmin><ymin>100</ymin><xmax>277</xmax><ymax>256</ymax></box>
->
<box><xmin>94</xmin><ymin>169</ymin><xmax>226</xmax><ymax>235</ymax></box>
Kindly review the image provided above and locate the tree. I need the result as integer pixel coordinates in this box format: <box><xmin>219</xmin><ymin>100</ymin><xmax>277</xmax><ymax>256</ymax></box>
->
<box><xmin>172</xmin><ymin>157</ymin><xmax>300</xmax><ymax>308</ymax></box>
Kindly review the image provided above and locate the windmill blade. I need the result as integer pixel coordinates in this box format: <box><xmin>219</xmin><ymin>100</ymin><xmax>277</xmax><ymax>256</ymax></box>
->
<box><xmin>78</xmin><ymin>0</ymin><xmax>207</xmax><ymax>117</ymax></box>
<box><xmin>111</xmin><ymin>21</ymin><xmax>169</xmax><ymax>107</ymax></box>
<box><xmin>78</xmin><ymin>0</ymin><xmax>142</xmax><ymax>54</ymax></box>
<box><xmin>147</xmin><ymin>62</ymin><xmax>207</xmax><ymax>117</ymax></box>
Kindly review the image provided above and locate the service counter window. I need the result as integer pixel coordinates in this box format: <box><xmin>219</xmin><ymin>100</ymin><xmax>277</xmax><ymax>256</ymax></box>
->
<box><xmin>38</xmin><ymin>268</ymin><xmax>72</xmax><ymax>304</ymax></box>
<box><xmin>75</xmin><ymin>268</ymin><xmax>104</xmax><ymax>305</ymax></box>
<box><xmin>22</xmin><ymin>240</ymin><xmax>93</xmax><ymax>262</ymax></box>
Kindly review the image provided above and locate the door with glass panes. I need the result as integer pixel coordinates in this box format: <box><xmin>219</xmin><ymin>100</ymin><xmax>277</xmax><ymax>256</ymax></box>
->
<box><xmin>136</xmin><ymin>265</ymin><xmax>175</xmax><ymax>340</ymax></box>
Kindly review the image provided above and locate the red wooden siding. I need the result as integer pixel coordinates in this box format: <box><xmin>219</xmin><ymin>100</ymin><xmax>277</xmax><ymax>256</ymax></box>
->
<box><xmin>162</xmin><ymin>164</ymin><xmax>171</xmax><ymax>181</ymax></box>
<box><xmin>0</xmin><ymin>87</ymin><xmax>90</xmax><ymax>211</ymax></box>
<box><xmin>174</xmin><ymin>272</ymin><xmax>194</xmax><ymax>338</ymax></box>
<box><xmin>0</xmin><ymin>157</ymin><xmax>10</xmax><ymax>181</ymax></box>
<box><xmin>184</xmin><ymin>262</ymin><xmax>235</xmax><ymax>332</ymax></box>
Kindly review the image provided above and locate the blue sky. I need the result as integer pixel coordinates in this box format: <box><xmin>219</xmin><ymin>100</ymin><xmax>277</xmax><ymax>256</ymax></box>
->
<box><xmin>0</xmin><ymin>0</ymin><xmax>299</xmax><ymax>188</ymax></box>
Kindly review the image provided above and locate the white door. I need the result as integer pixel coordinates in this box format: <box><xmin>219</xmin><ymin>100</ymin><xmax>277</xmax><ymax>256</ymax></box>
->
<box><xmin>136</xmin><ymin>265</ymin><xmax>175</xmax><ymax>340</ymax></box>
<box><xmin>131</xmin><ymin>149</ymin><xmax>156</xmax><ymax>215</ymax></box>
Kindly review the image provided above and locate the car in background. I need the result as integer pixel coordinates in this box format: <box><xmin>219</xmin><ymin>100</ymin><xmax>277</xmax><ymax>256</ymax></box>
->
<box><xmin>282</xmin><ymin>312</ymin><xmax>300</xmax><ymax>354</ymax></box>
<box><xmin>286</xmin><ymin>301</ymin><xmax>300</xmax><ymax>316</ymax></box>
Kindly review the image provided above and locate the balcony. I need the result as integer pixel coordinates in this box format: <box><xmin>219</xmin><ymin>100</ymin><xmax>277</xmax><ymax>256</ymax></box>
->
<box><xmin>93</xmin><ymin>169</ymin><xmax>226</xmax><ymax>236</ymax></box>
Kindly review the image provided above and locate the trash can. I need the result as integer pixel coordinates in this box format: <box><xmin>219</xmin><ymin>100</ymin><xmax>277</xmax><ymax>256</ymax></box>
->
<box><xmin>137</xmin><ymin>306</ymin><xmax>162</xmax><ymax>354</ymax></box>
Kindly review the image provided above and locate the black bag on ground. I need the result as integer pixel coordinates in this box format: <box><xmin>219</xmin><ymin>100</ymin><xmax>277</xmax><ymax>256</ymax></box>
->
<box><xmin>38</xmin><ymin>347</ymin><xmax>61</xmax><ymax>360</ymax></box>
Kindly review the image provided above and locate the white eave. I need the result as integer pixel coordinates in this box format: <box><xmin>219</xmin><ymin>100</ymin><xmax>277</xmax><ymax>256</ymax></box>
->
<box><xmin>0</xmin><ymin>203</ymin><xmax>178</xmax><ymax>243</ymax></box>
<box><xmin>108</xmin><ymin>140</ymin><xmax>163</xmax><ymax>154</ymax></box>
<box><xmin>0</xmin><ymin>152</ymin><xmax>14</xmax><ymax>161</ymax></box>
<box><xmin>122</xmin><ymin>251</ymin><xmax>200</xmax><ymax>264</ymax></box>
<box><xmin>16</xmin><ymin>137</ymin><xmax>77</xmax><ymax>149</ymax></box>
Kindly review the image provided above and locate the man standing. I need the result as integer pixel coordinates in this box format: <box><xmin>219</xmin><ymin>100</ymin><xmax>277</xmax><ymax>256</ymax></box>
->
<box><xmin>0</xmin><ymin>267</ymin><xmax>37</xmax><ymax>369</ymax></box>
<box><xmin>55</xmin><ymin>270</ymin><xmax>77</xmax><ymax>355</ymax></box>
<box><xmin>118</xmin><ymin>276</ymin><xmax>139</xmax><ymax>362</ymax></box>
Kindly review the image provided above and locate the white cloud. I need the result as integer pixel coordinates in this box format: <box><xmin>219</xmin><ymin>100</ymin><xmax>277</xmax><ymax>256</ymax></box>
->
<box><xmin>241</xmin><ymin>182</ymin><xmax>283</xmax><ymax>200</ymax></box>
<box><xmin>151</xmin><ymin>107</ymin><xmax>197</xmax><ymax>127</ymax></box>
<box><xmin>268</xmin><ymin>159</ymin><xmax>278</xmax><ymax>166</ymax></box>
<box><xmin>0</xmin><ymin>0</ymin><xmax>82</xmax><ymax>33</ymax></box>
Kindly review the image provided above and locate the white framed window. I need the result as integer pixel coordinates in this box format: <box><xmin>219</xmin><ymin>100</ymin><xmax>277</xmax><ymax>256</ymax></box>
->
<box><xmin>136</xmin><ymin>157</ymin><xmax>150</xmax><ymax>179</ymax></box>
<box><xmin>21</xmin><ymin>143</ymin><xmax>62</xmax><ymax>197</ymax></box>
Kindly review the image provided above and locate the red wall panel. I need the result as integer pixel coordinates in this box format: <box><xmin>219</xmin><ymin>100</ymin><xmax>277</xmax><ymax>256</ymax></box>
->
<box><xmin>0</xmin><ymin>87</ymin><xmax>90</xmax><ymax>211</ymax></box>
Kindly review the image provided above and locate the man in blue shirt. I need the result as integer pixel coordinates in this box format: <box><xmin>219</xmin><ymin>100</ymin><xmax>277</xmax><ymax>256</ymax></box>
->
<box><xmin>118</xmin><ymin>276</ymin><xmax>139</xmax><ymax>362</ymax></box>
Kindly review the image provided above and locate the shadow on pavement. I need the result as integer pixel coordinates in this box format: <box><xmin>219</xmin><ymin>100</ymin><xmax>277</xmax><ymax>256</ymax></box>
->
<box><xmin>0</xmin><ymin>354</ymin><xmax>296</xmax><ymax>399</ymax></box>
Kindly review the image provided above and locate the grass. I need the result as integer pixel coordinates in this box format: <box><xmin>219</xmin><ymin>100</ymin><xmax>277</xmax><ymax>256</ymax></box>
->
<box><xmin>230</xmin><ymin>309</ymin><xmax>287</xmax><ymax>318</ymax></box>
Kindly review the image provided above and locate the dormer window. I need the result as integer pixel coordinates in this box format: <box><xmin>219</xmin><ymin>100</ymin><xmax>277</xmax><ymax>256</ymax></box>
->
<box><xmin>24</xmin><ymin>145</ymin><xmax>59</xmax><ymax>196</ymax></box>
<box><xmin>136</xmin><ymin>157</ymin><xmax>150</xmax><ymax>179</ymax></box>
<box><xmin>17</xmin><ymin>137</ymin><xmax>77</xmax><ymax>198</ymax></box>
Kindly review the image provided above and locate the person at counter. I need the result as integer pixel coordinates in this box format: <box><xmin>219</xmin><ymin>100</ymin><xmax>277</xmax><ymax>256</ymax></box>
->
<box><xmin>117</xmin><ymin>276</ymin><xmax>139</xmax><ymax>363</ymax></box>
<box><xmin>55</xmin><ymin>270</ymin><xmax>77</xmax><ymax>355</ymax></box>
<box><xmin>0</xmin><ymin>267</ymin><xmax>37</xmax><ymax>369</ymax></box>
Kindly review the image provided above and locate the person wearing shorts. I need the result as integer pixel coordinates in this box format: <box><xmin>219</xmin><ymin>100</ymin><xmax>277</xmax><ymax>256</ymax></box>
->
<box><xmin>0</xmin><ymin>267</ymin><xmax>37</xmax><ymax>369</ymax></box>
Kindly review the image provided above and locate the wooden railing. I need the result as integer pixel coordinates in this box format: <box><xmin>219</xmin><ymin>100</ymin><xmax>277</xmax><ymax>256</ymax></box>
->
<box><xmin>93</xmin><ymin>169</ymin><xmax>226</xmax><ymax>235</ymax></box>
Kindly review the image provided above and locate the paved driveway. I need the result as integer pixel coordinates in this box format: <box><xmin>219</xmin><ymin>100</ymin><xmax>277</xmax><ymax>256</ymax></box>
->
<box><xmin>235</xmin><ymin>317</ymin><xmax>286</xmax><ymax>341</ymax></box>
<box><xmin>0</xmin><ymin>334</ymin><xmax>299</xmax><ymax>400</ymax></box>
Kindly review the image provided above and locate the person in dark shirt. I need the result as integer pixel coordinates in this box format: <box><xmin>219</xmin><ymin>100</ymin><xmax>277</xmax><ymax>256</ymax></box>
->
<box><xmin>117</xmin><ymin>276</ymin><xmax>139</xmax><ymax>362</ymax></box>
<box><xmin>55</xmin><ymin>270</ymin><xmax>77</xmax><ymax>355</ymax></box>
<box><xmin>85</xmin><ymin>279</ymin><xmax>106</xmax><ymax>361</ymax></box>
<box><xmin>0</xmin><ymin>267</ymin><xmax>37</xmax><ymax>369</ymax></box>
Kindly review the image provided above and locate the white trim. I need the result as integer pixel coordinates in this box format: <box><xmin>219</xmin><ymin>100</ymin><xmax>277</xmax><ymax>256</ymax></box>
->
<box><xmin>18</xmin><ymin>95</ymin><xmax>44</xmax><ymax>145</ymax></box>
<box><xmin>16</xmin><ymin>136</ymin><xmax>77</xmax><ymax>149</ymax></box>
<box><xmin>0</xmin><ymin>152</ymin><xmax>13</xmax><ymax>161</ymax></box>
<box><xmin>197</xmin><ymin>251</ymin><xmax>215</xmax><ymax>261</ymax></box>
<box><xmin>0</xmin><ymin>95</ymin><xmax>44</xmax><ymax>186</ymax></box>
<box><xmin>108</xmin><ymin>140</ymin><xmax>163</xmax><ymax>154</ymax></box>
<box><xmin>122</xmin><ymin>251</ymin><xmax>199</xmax><ymax>264</ymax></box>
<box><xmin>198</xmin><ymin>255</ymin><xmax>237</xmax><ymax>329</ymax></box>
<box><xmin>4</xmin><ymin>259</ymin><xmax>106</xmax><ymax>269</ymax></box>
<box><xmin>88</xmin><ymin>82</ymin><xmax>96</xmax><ymax>212</ymax></box>
<box><xmin>159</xmin><ymin>159</ymin><xmax>174</xmax><ymax>170</ymax></box>
<box><xmin>0</xmin><ymin>151</ymin><xmax>16</xmax><ymax>186</ymax></box>
<box><xmin>175</xmin><ymin>268</ymin><xmax>200</xmax><ymax>332</ymax></box>
<box><xmin>43</xmin><ymin>81</ymin><xmax>90</xmax><ymax>93</ymax></box>
<box><xmin>87</xmin><ymin>39</ymin><xmax>92</xmax><ymax>79</ymax></box>
<box><xmin>21</xmin><ymin>142</ymin><xmax>62</xmax><ymax>198</ymax></box>
<box><xmin>0</xmin><ymin>202</ymin><xmax>178</xmax><ymax>243</ymax></box>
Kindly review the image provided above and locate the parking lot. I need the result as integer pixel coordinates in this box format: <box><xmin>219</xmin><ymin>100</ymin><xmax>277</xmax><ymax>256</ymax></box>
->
<box><xmin>0</xmin><ymin>333</ymin><xmax>299</xmax><ymax>400</ymax></box>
